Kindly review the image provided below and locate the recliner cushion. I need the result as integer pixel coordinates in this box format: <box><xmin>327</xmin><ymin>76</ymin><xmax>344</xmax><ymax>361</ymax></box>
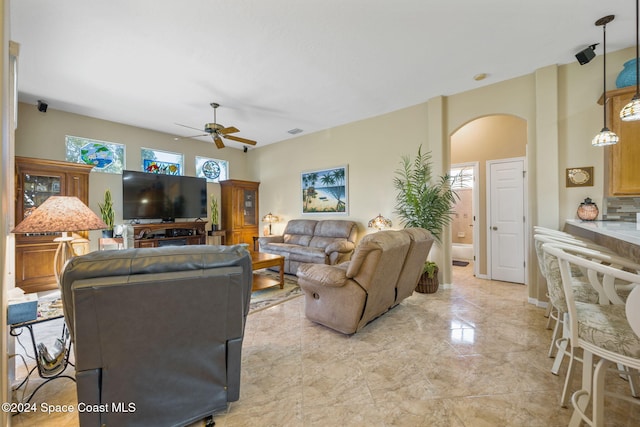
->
<box><xmin>309</xmin><ymin>236</ymin><xmax>347</xmax><ymax>249</ymax></box>
<box><xmin>283</xmin><ymin>233</ymin><xmax>312</xmax><ymax>246</ymax></box>
<box><xmin>288</xmin><ymin>246</ymin><xmax>326</xmax><ymax>263</ymax></box>
<box><xmin>313</xmin><ymin>220</ymin><xmax>356</xmax><ymax>239</ymax></box>
<box><xmin>283</xmin><ymin>219</ymin><xmax>317</xmax><ymax>247</ymax></box>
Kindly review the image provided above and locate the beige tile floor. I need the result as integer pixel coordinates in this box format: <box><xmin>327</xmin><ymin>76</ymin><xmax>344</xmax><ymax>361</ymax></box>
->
<box><xmin>9</xmin><ymin>263</ymin><xmax>640</xmax><ymax>426</ymax></box>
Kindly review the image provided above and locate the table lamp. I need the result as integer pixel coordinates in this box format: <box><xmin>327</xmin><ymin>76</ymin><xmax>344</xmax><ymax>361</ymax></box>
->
<box><xmin>11</xmin><ymin>196</ymin><xmax>107</xmax><ymax>284</ymax></box>
<box><xmin>261</xmin><ymin>212</ymin><xmax>279</xmax><ymax>235</ymax></box>
<box><xmin>367</xmin><ymin>214</ymin><xmax>392</xmax><ymax>231</ymax></box>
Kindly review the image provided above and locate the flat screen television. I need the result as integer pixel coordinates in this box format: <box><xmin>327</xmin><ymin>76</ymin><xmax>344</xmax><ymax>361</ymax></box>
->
<box><xmin>122</xmin><ymin>170</ymin><xmax>207</xmax><ymax>221</ymax></box>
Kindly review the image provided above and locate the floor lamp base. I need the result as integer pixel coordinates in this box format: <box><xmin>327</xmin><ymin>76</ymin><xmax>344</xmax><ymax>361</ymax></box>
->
<box><xmin>53</xmin><ymin>234</ymin><xmax>76</xmax><ymax>286</ymax></box>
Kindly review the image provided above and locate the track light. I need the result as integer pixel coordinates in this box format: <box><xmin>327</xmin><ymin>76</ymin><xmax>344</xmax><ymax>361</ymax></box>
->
<box><xmin>575</xmin><ymin>43</ymin><xmax>598</xmax><ymax>65</ymax></box>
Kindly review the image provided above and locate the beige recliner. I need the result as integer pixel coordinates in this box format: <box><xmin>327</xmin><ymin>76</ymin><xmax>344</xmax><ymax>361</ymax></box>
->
<box><xmin>60</xmin><ymin>245</ymin><xmax>252</xmax><ymax>427</ymax></box>
<box><xmin>296</xmin><ymin>228</ymin><xmax>434</xmax><ymax>334</ymax></box>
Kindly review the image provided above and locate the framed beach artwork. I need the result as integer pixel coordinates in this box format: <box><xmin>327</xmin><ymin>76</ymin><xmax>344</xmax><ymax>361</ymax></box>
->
<box><xmin>301</xmin><ymin>165</ymin><xmax>348</xmax><ymax>214</ymax></box>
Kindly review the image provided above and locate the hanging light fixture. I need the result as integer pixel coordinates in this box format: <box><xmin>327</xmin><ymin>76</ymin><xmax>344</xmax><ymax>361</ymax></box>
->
<box><xmin>593</xmin><ymin>15</ymin><xmax>619</xmax><ymax>147</ymax></box>
<box><xmin>620</xmin><ymin>0</ymin><xmax>640</xmax><ymax>121</ymax></box>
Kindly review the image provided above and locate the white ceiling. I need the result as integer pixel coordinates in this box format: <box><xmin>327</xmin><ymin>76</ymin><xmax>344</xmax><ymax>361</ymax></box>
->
<box><xmin>9</xmin><ymin>0</ymin><xmax>637</xmax><ymax>150</ymax></box>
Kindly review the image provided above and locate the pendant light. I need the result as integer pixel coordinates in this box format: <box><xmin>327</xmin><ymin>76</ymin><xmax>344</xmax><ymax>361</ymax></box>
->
<box><xmin>593</xmin><ymin>15</ymin><xmax>619</xmax><ymax>147</ymax></box>
<box><xmin>620</xmin><ymin>0</ymin><xmax>640</xmax><ymax>121</ymax></box>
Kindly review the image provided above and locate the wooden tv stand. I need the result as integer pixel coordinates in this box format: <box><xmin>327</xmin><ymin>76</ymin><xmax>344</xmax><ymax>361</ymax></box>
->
<box><xmin>131</xmin><ymin>221</ymin><xmax>206</xmax><ymax>248</ymax></box>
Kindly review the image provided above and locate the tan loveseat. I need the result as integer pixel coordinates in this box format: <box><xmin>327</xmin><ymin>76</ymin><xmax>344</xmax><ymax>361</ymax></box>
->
<box><xmin>296</xmin><ymin>228</ymin><xmax>434</xmax><ymax>334</ymax></box>
<box><xmin>258</xmin><ymin>219</ymin><xmax>358</xmax><ymax>274</ymax></box>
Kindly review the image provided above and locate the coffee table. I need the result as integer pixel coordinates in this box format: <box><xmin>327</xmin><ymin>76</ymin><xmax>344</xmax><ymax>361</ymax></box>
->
<box><xmin>251</xmin><ymin>252</ymin><xmax>285</xmax><ymax>291</ymax></box>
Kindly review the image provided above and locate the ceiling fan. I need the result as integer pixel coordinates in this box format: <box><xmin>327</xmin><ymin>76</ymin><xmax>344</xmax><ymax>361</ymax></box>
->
<box><xmin>175</xmin><ymin>102</ymin><xmax>257</xmax><ymax>149</ymax></box>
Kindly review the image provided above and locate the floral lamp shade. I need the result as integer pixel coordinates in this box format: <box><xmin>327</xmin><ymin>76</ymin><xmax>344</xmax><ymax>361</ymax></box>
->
<box><xmin>261</xmin><ymin>212</ymin><xmax>279</xmax><ymax>235</ymax></box>
<box><xmin>11</xmin><ymin>196</ymin><xmax>107</xmax><ymax>284</ymax></box>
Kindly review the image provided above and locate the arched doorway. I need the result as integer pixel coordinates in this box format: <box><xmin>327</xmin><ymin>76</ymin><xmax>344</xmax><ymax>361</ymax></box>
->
<box><xmin>450</xmin><ymin>114</ymin><xmax>527</xmax><ymax>283</ymax></box>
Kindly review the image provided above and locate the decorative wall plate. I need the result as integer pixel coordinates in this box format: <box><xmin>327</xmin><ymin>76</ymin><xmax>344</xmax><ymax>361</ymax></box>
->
<box><xmin>566</xmin><ymin>166</ymin><xmax>594</xmax><ymax>187</ymax></box>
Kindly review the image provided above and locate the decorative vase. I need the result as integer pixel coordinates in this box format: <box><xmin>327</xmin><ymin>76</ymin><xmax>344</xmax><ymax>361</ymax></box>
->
<box><xmin>415</xmin><ymin>268</ymin><xmax>439</xmax><ymax>294</ymax></box>
<box><xmin>577</xmin><ymin>198</ymin><xmax>599</xmax><ymax>221</ymax></box>
<box><xmin>616</xmin><ymin>58</ymin><xmax>637</xmax><ymax>88</ymax></box>
<box><xmin>102</xmin><ymin>229</ymin><xmax>114</xmax><ymax>238</ymax></box>
<box><xmin>211</xmin><ymin>224</ymin><xmax>219</xmax><ymax>231</ymax></box>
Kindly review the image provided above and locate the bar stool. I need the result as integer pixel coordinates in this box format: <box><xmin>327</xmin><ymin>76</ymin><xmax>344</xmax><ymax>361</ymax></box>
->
<box><xmin>544</xmin><ymin>242</ymin><xmax>640</xmax><ymax>426</ymax></box>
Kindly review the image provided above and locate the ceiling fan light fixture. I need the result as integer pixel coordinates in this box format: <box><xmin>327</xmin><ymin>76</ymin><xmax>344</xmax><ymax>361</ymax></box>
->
<box><xmin>175</xmin><ymin>102</ymin><xmax>257</xmax><ymax>149</ymax></box>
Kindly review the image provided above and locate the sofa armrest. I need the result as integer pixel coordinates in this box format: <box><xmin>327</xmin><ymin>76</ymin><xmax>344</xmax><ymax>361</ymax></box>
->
<box><xmin>258</xmin><ymin>235</ymin><xmax>284</xmax><ymax>246</ymax></box>
<box><xmin>324</xmin><ymin>240</ymin><xmax>355</xmax><ymax>255</ymax></box>
<box><xmin>297</xmin><ymin>263</ymin><xmax>349</xmax><ymax>287</ymax></box>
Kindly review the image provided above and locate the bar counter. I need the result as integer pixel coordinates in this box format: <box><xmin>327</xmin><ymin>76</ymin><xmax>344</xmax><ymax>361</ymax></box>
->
<box><xmin>564</xmin><ymin>219</ymin><xmax>640</xmax><ymax>261</ymax></box>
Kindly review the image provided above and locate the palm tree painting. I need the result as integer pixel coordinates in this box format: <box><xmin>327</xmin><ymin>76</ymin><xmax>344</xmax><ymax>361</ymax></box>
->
<box><xmin>301</xmin><ymin>166</ymin><xmax>348</xmax><ymax>213</ymax></box>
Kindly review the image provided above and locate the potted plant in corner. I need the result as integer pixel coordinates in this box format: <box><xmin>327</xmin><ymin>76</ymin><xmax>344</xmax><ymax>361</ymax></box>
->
<box><xmin>394</xmin><ymin>145</ymin><xmax>460</xmax><ymax>293</ymax></box>
<box><xmin>419</xmin><ymin>261</ymin><xmax>440</xmax><ymax>294</ymax></box>
<box><xmin>98</xmin><ymin>189</ymin><xmax>115</xmax><ymax>238</ymax></box>
<box><xmin>210</xmin><ymin>195</ymin><xmax>219</xmax><ymax>231</ymax></box>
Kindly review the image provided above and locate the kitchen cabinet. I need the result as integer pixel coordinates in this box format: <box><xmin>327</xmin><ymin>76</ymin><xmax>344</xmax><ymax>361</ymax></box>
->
<box><xmin>600</xmin><ymin>87</ymin><xmax>640</xmax><ymax>195</ymax></box>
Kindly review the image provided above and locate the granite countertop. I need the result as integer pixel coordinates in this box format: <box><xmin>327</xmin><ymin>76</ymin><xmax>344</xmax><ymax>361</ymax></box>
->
<box><xmin>565</xmin><ymin>219</ymin><xmax>640</xmax><ymax>247</ymax></box>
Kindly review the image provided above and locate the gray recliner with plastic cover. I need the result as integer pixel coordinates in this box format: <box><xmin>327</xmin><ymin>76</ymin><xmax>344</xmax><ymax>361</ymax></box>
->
<box><xmin>60</xmin><ymin>244</ymin><xmax>252</xmax><ymax>427</ymax></box>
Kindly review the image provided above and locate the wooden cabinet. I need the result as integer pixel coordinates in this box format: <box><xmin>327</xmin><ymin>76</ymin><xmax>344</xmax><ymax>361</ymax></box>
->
<box><xmin>220</xmin><ymin>179</ymin><xmax>260</xmax><ymax>247</ymax></box>
<box><xmin>601</xmin><ymin>87</ymin><xmax>640</xmax><ymax>195</ymax></box>
<box><xmin>15</xmin><ymin>156</ymin><xmax>94</xmax><ymax>293</ymax></box>
<box><xmin>130</xmin><ymin>221</ymin><xmax>206</xmax><ymax>247</ymax></box>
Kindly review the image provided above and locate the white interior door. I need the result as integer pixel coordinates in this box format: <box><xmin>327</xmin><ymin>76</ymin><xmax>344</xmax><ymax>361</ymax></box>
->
<box><xmin>488</xmin><ymin>159</ymin><xmax>525</xmax><ymax>284</ymax></box>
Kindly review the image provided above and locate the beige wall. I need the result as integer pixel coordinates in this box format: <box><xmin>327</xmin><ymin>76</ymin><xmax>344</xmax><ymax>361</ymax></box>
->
<box><xmin>250</xmin><ymin>103</ymin><xmax>430</xmax><ymax>239</ymax></box>
<box><xmin>558</xmin><ymin>50</ymin><xmax>615</xmax><ymax>221</ymax></box>
<box><xmin>252</xmin><ymin>47</ymin><xmax>634</xmax><ymax>303</ymax></box>
<box><xmin>11</xmin><ymin>46</ymin><xmax>637</xmax><ymax>305</ymax></box>
<box><xmin>15</xmin><ymin>104</ymin><xmax>253</xmax><ymax>250</ymax></box>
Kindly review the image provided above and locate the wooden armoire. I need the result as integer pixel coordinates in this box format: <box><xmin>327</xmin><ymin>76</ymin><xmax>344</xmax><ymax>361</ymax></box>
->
<box><xmin>220</xmin><ymin>179</ymin><xmax>260</xmax><ymax>248</ymax></box>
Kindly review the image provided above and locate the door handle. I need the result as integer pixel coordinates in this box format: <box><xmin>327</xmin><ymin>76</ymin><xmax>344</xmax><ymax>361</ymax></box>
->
<box><xmin>491</xmin><ymin>226</ymin><xmax>498</xmax><ymax>231</ymax></box>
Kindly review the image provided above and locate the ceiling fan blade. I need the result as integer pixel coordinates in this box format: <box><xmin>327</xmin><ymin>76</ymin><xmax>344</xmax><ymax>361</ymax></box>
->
<box><xmin>223</xmin><ymin>134</ymin><xmax>257</xmax><ymax>146</ymax></box>
<box><xmin>213</xmin><ymin>134</ymin><xmax>225</xmax><ymax>149</ymax></box>
<box><xmin>219</xmin><ymin>126</ymin><xmax>239</xmax><ymax>135</ymax></box>
<box><xmin>175</xmin><ymin>123</ymin><xmax>204</xmax><ymax>132</ymax></box>
<box><xmin>174</xmin><ymin>133</ymin><xmax>209</xmax><ymax>140</ymax></box>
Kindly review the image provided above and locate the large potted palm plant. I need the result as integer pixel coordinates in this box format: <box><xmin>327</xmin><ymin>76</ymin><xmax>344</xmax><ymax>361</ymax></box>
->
<box><xmin>394</xmin><ymin>146</ymin><xmax>460</xmax><ymax>293</ymax></box>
